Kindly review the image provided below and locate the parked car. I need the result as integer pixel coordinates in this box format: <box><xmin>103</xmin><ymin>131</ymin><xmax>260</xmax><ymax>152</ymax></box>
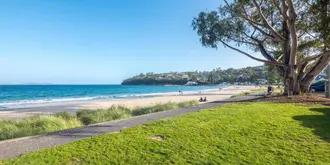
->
<box><xmin>309</xmin><ymin>80</ymin><xmax>325</xmax><ymax>92</ymax></box>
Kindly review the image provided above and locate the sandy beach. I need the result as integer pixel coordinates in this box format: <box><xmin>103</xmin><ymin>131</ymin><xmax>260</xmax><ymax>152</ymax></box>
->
<box><xmin>0</xmin><ymin>86</ymin><xmax>258</xmax><ymax>119</ymax></box>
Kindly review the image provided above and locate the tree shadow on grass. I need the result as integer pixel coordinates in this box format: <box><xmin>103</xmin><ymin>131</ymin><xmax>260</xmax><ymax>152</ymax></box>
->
<box><xmin>293</xmin><ymin>107</ymin><xmax>330</xmax><ymax>142</ymax></box>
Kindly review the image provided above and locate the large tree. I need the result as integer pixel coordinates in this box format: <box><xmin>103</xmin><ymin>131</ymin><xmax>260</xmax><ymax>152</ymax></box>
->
<box><xmin>192</xmin><ymin>0</ymin><xmax>330</xmax><ymax>94</ymax></box>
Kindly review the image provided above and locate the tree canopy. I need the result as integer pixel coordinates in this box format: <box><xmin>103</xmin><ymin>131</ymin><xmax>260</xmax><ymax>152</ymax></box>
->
<box><xmin>192</xmin><ymin>0</ymin><xmax>330</xmax><ymax>94</ymax></box>
<box><xmin>121</xmin><ymin>66</ymin><xmax>278</xmax><ymax>85</ymax></box>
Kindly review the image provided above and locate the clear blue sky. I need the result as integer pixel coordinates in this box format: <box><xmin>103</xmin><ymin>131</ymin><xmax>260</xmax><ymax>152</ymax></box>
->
<box><xmin>0</xmin><ymin>0</ymin><xmax>262</xmax><ymax>84</ymax></box>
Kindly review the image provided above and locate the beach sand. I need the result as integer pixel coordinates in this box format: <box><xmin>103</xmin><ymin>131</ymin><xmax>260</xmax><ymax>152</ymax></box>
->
<box><xmin>0</xmin><ymin>85</ymin><xmax>258</xmax><ymax>119</ymax></box>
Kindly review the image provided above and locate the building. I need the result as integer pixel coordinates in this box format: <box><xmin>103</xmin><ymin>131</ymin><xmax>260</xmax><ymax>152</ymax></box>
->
<box><xmin>184</xmin><ymin>81</ymin><xmax>198</xmax><ymax>86</ymax></box>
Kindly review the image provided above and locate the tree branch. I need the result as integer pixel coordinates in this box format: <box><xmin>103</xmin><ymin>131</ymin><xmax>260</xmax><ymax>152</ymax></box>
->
<box><xmin>287</xmin><ymin>0</ymin><xmax>298</xmax><ymax>67</ymax></box>
<box><xmin>301</xmin><ymin>54</ymin><xmax>330</xmax><ymax>85</ymax></box>
<box><xmin>257</xmin><ymin>41</ymin><xmax>277</xmax><ymax>61</ymax></box>
<box><xmin>227</xmin><ymin>36</ymin><xmax>259</xmax><ymax>46</ymax></box>
<box><xmin>240</xmin><ymin>6</ymin><xmax>278</xmax><ymax>40</ymax></box>
<box><xmin>219</xmin><ymin>40</ymin><xmax>283</xmax><ymax>66</ymax></box>
<box><xmin>298</xmin><ymin>50</ymin><xmax>330</xmax><ymax>65</ymax></box>
<box><xmin>252</xmin><ymin>0</ymin><xmax>285</xmax><ymax>41</ymax></box>
<box><xmin>272</xmin><ymin>0</ymin><xmax>289</xmax><ymax>20</ymax></box>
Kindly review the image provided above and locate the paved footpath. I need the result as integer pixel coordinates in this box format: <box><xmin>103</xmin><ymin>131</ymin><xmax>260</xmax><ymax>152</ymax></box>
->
<box><xmin>0</xmin><ymin>95</ymin><xmax>261</xmax><ymax>159</ymax></box>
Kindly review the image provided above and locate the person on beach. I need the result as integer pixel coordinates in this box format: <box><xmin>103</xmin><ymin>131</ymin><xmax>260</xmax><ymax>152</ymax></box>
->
<box><xmin>267</xmin><ymin>85</ymin><xmax>273</xmax><ymax>95</ymax></box>
<box><xmin>203</xmin><ymin>97</ymin><xmax>207</xmax><ymax>102</ymax></box>
<box><xmin>199</xmin><ymin>97</ymin><xmax>203</xmax><ymax>102</ymax></box>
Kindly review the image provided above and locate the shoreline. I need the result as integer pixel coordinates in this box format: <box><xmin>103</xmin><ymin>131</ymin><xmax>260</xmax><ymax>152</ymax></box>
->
<box><xmin>0</xmin><ymin>85</ymin><xmax>224</xmax><ymax>110</ymax></box>
<box><xmin>0</xmin><ymin>85</ymin><xmax>257</xmax><ymax>119</ymax></box>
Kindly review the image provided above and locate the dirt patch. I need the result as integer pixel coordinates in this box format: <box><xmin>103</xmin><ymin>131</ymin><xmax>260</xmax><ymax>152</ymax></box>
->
<box><xmin>252</xmin><ymin>94</ymin><xmax>330</xmax><ymax>104</ymax></box>
<box><xmin>149</xmin><ymin>136</ymin><xmax>165</xmax><ymax>141</ymax></box>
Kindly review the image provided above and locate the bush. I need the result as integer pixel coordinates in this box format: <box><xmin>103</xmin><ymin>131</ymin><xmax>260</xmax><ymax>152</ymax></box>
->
<box><xmin>0</xmin><ymin>116</ymin><xmax>82</xmax><ymax>140</ymax></box>
<box><xmin>132</xmin><ymin>101</ymin><xmax>198</xmax><ymax>116</ymax></box>
<box><xmin>178</xmin><ymin>100</ymin><xmax>199</xmax><ymax>107</ymax></box>
<box><xmin>76</xmin><ymin>106</ymin><xmax>132</xmax><ymax>125</ymax></box>
<box><xmin>54</xmin><ymin>112</ymin><xmax>72</xmax><ymax>120</ymax></box>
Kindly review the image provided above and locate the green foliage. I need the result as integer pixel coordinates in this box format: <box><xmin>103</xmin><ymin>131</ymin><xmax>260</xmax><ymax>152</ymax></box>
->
<box><xmin>177</xmin><ymin>100</ymin><xmax>199</xmax><ymax>107</ymax></box>
<box><xmin>0</xmin><ymin>116</ymin><xmax>82</xmax><ymax>140</ymax></box>
<box><xmin>132</xmin><ymin>101</ymin><xmax>198</xmax><ymax>116</ymax></box>
<box><xmin>265</xmin><ymin>65</ymin><xmax>282</xmax><ymax>84</ymax></box>
<box><xmin>306</xmin><ymin>0</ymin><xmax>330</xmax><ymax>49</ymax></box>
<box><xmin>122</xmin><ymin>65</ymin><xmax>269</xmax><ymax>85</ymax></box>
<box><xmin>192</xmin><ymin>0</ymin><xmax>330</xmax><ymax>94</ymax></box>
<box><xmin>53</xmin><ymin>112</ymin><xmax>73</xmax><ymax>120</ymax></box>
<box><xmin>76</xmin><ymin>106</ymin><xmax>132</xmax><ymax>125</ymax></box>
<box><xmin>4</xmin><ymin>103</ymin><xmax>330</xmax><ymax>164</ymax></box>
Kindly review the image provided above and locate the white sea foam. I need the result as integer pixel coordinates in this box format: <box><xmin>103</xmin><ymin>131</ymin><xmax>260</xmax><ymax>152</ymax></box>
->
<box><xmin>0</xmin><ymin>87</ymin><xmax>223</xmax><ymax>110</ymax></box>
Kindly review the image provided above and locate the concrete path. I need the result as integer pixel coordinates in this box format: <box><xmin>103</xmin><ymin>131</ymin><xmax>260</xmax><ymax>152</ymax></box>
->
<box><xmin>0</xmin><ymin>95</ymin><xmax>261</xmax><ymax>159</ymax></box>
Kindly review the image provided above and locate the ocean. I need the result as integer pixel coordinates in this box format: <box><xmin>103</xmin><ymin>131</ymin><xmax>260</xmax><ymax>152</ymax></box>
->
<box><xmin>0</xmin><ymin>85</ymin><xmax>222</xmax><ymax>109</ymax></box>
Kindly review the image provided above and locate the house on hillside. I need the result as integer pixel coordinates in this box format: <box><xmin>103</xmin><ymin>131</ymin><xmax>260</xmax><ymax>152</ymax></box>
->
<box><xmin>184</xmin><ymin>81</ymin><xmax>198</xmax><ymax>86</ymax></box>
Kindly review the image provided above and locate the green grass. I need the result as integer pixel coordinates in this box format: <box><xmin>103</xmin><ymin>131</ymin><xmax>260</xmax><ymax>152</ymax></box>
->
<box><xmin>3</xmin><ymin>103</ymin><xmax>330</xmax><ymax>164</ymax></box>
<box><xmin>0</xmin><ymin>115</ymin><xmax>82</xmax><ymax>140</ymax></box>
<box><xmin>0</xmin><ymin>101</ymin><xmax>198</xmax><ymax>141</ymax></box>
<box><xmin>132</xmin><ymin>101</ymin><xmax>198</xmax><ymax>116</ymax></box>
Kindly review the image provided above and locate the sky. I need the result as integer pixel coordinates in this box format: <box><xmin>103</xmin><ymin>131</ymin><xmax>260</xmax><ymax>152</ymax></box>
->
<box><xmin>0</xmin><ymin>0</ymin><xmax>262</xmax><ymax>84</ymax></box>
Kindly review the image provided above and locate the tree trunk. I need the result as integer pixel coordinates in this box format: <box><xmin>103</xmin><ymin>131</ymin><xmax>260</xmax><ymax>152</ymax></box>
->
<box><xmin>300</xmin><ymin>82</ymin><xmax>311</xmax><ymax>93</ymax></box>
<box><xmin>301</xmin><ymin>55</ymin><xmax>330</xmax><ymax>90</ymax></box>
<box><xmin>282</xmin><ymin>55</ymin><xmax>330</xmax><ymax>95</ymax></box>
<box><xmin>283</xmin><ymin>67</ymin><xmax>300</xmax><ymax>95</ymax></box>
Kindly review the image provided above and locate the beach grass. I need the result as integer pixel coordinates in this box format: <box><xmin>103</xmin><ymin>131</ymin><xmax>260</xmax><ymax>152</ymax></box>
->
<box><xmin>0</xmin><ymin>101</ymin><xmax>199</xmax><ymax>141</ymax></box>
<box><xmin>77</xmin><ymin>101</ymin><xmax>198</xmax><ymax>125</ymax></box>
<box><xmin>77</xmin><ymin>106</ymin><xmax>132</xmax><ymax>125</ymax></box>
<box><xmin>0</xmin><ymin>115</ymin><xmax>83</xmax><ymax>141</ymax></box>
<box><xmin>230</xmin><ymin>88</ymin><xmax>266</xmax><ymax>98</ymax></box>
<box><xmin>3</xmin><ymin>102</ymin><xmax>330</xmax><ymax>164</ymax></box>
<box><xmin>132</xmin><ymin>101</ymin><xmax>198</xmax><ymax>116</ymax></box>
<box><xmin>230</xmin><ymin>87</ymin><xmax>283</xmax><ymax>98</ymax></box>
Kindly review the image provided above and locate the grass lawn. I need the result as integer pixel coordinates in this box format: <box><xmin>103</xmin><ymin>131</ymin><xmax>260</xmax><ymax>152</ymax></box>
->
<box><xmin>2</xmin><ymin>103</ymin><xmax>330</xmax><ymax>164</ymax></box>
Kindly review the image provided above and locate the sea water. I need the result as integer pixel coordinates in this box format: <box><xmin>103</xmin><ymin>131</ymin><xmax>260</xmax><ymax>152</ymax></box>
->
<box><xmin>0</xmin><ymin>85</ymin><xmax>223</xmax><ymax>109</ymax></box>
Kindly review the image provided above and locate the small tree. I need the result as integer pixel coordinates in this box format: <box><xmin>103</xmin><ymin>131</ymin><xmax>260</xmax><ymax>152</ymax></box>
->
<box><xmin>192</xmin><ymin>0</ymin><xmax>330</xmax><ymax>94</ymax></box>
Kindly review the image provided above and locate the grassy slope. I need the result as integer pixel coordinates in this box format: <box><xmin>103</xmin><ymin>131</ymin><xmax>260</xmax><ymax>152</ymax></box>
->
<box><xmin>2</xmin><ymin>103</ymin><xmax>330</xmax><ymax>164</ymax></box>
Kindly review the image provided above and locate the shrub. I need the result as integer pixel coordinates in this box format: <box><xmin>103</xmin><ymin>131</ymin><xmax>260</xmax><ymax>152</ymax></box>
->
<box><xmin>76</xmin><ymin>106</ymin><xmax>132</xmax><ymax>125</ymax></box>
<box><xmin>54</xmin><ymin>112</ymin><xmax>72</xmax><ymax>120</ymax></box>
<box><xmin>178</xmin><ymin>100</ymin><xmax>199</xmax><ymax>107</ymax></box>
<box><xmin>0</xmin><ymin>116</ymin><xmax>82</xmax><ymax>140</ymax></box>
<box><xmin>132</xmin><ymin>101</ymin><xmax>198</xmax><ymax>116</ymax></box>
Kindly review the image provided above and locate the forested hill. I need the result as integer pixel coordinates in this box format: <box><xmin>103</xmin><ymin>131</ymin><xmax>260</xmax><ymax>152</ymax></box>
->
<box><xmin>121</xmin><ymin>65</ymin><xmax>280</xmax><ymax>85</ymax></box>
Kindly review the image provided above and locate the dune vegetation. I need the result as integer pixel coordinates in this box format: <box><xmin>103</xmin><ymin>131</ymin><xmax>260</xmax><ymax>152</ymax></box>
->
<box><xmin>0</xmin><ymin>114</ymin><xmax>82</xmax><ymax>141</ymax></box>
<box><xmin>0</xmin><ymin>101</ymin><xmax>199</xmax><ymax>140</ymax></box>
